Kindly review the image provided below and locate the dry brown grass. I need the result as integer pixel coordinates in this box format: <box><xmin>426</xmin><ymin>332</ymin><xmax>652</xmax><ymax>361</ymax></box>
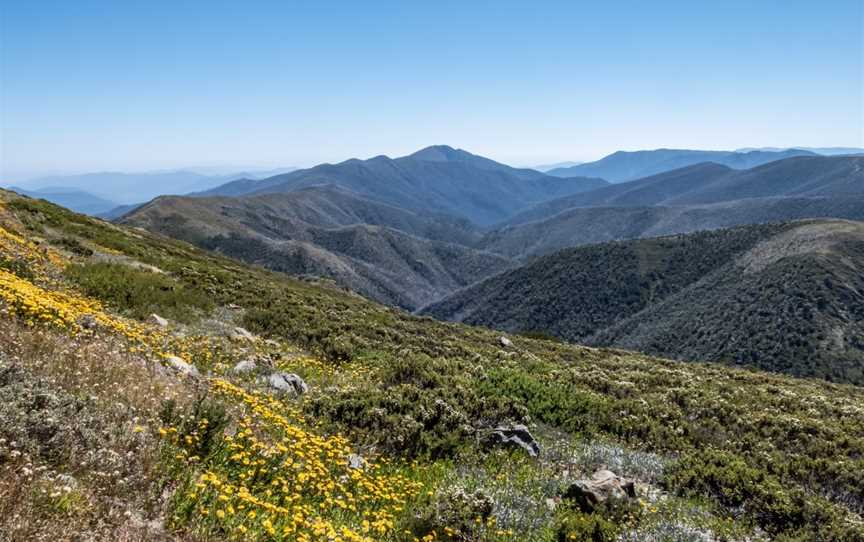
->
<box><xmin>0</xmin><ymin>320</ymin><xmax>204</xmax><ymax>541</ymax></box>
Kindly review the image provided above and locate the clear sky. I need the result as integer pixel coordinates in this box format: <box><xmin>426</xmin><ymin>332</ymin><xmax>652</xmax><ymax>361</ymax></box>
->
<box><xmin>1</xmin><ymin>0</ymin><xmax>862</xmax><ymax>179</ymax></box>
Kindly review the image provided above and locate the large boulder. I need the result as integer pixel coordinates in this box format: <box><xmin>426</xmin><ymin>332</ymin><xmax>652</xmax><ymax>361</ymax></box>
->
<box><xmin>260</xmin><ymin>372</ymin><xmax>308</xmax><ymax>396</ymax></box>
<box><xmin>562</xmin><ymin>469</ymin><xmax>637</xmax><ymax>513</ymax></box>
<box><xmin>499</xmin><ymin>336</ymin><xmax>513</xmax><ymax>348</ymax></box>
<box><xmin>485</xmin><ymin>424</ymin><xmax>540</xmax><ymax>457</ymax></box>
<box><xmin>164</xmin><ymin>356</ymin><xmax>199</xmax><ymax>377</ymax></box>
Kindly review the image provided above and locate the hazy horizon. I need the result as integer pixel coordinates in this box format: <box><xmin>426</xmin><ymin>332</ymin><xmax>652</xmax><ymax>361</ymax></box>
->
<box><xmin>2</xmin><ymin>1</ymin><xmax>862</xmax><ymax>180</ymax></box>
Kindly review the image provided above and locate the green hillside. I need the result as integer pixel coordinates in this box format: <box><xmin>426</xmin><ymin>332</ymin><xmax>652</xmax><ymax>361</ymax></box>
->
<box><xmin>1</xmin><ymin>190</ymin><xmax>863</xmax><ymax>541</ymax></box>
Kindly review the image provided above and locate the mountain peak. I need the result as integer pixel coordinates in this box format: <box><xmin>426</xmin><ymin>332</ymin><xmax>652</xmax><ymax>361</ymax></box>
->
<box><xmin>408</xmin><ymin>145</ymin><xmax>473</xmax><ymax>162</ymax></box>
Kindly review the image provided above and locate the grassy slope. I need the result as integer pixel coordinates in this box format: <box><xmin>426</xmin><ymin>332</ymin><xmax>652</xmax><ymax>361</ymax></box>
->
<box><xmin>2</xmin><ymin>190</ymin><xmax>863</xmax><ymax>541</ymax></box>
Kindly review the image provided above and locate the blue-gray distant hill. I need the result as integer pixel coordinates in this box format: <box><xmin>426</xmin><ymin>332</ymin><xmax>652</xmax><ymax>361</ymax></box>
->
<box><xmin>486</xmin><ymin>155</ymin><xmax>864</xmax><ymax>257</ymax></box>
<box><xmin>547</xmin><ymin>148</ymin><xmax>816</xmax><ymax>182</ymax></box>
<box><xmin>6</xmin><ymin>186</ymin><xmax>118</xmax><ymax>215</ymax></box>
<box><xmin>13</xmin><ymin>167</ymin><xmax>296</xmax><ymax>207</ymax></box>
<box><xmin>508</xmin><ymin>155</ymin><xmax>864</xmax><ymax>226</ymax></box>
<box><xmin>199</xmin><ymin>145</ymin><xmax>608</xmax><ymax>226</ymax></box>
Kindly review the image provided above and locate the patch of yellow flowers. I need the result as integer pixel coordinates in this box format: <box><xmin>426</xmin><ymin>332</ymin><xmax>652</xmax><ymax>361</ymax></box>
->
<box><xmin>165</xmin><ymin>378</ymin><xmax>424</xmax><ymax>541</ymax></box>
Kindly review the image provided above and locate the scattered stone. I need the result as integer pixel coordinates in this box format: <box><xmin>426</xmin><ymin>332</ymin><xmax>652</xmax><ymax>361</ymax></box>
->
<box><xmin>164</xmin><ymin>356</ymin><xmax>199</xmax><ymax>377</ymax></box>
<box><xmin>499</xmin><ymin>336</ymin><xmax>513</xmax><ymax>348</ymax></box>
<box><xmin>347</xmin><ymin>453</ymin><xmax>364</xmax><ymax>469</ymax></box>
<box><xmin>147</xmin><ymin>313</ymin><xmax>169</xmax><ymax>327</ymax></box>
<box><xmin>227</xmin><ymin>303</ymin><xmax>240</xmax><ymax>310</ymax></box>
<box><xmin>485</xmin><ymin>424</ymin><xmax>540</xmax><ymax>457</ymax></box>
<box><xmin>264</xmin><ymin>339</ymin><xmax>280</xmax><ymax>347</ymax></box>
<box><xmin>229</xmin><ymin>327</ymin><xmax>255</xmax><ymax>341</ymax></box>
<box><xmin>260</xmin><ymin>372</ymin><xmax>308</xmax><ymax>396</ymax></box>
<box><xmin>562</xmin><ymin>469</ymin><xmax>637</xmax><ymax>513</ymax></box>
<box><xmin>232</xmin><ymin>359</ymin><xmax>257</xmax><ymax>375</ymax></box>
<box><xmin>77</xmin><ymin>314</ymin><xmax>98</xmax><ymax>330</ymax></box>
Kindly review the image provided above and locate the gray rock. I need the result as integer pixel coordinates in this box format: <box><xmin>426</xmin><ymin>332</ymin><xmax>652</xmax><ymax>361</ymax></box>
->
<box><xmin>147</xmin><ymin>313</ymin><xmax>169</xmax><ymax>327</ymax></box>
<box><xmin>232</xmin><ymin>359</ymin><xmax>257</xmax><ymax>374</ymax></box>
<box><xmin>260</xmin><ymin>372</ymin><xmax>308</xmax><ymax>396</ymax></box>
<box><xmin>562</xmin><ymin>469</ymin><xmax>637</xmax><ymax>513</ymax></box>
<box><xmin>347</xmin><ymin>453</ymin><xmax>364</xmax><ymax>469</ymax></box>
<box><xmin>77</xmin><ymin>314</ymin><xmax>98</xmax><ymax>330</ymax></box>
<box><xmin>165</xmin><ymin>356</ymin><xmax>199</xmax><ymax>377</ymax></box>
<box><xmin>229</xmin><ymin>326</ymin><xmax>255</xmax><ymax>341</ymax></box>
<box><xmin>499</xmin><ymin>336</ymin><xmax>513</xmax><ymax>348</ymax></box>
<box><xmin>486</xmin><ymin>424</ymin><xmax>540</xmax><ymax>457</ymax></box>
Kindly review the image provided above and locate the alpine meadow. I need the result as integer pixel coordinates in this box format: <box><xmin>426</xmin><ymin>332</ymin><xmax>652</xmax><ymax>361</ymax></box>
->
<box><xmin>1</xmin><ymin>2</ymin><xmax>863</xmax><ymax>541</ymax></box>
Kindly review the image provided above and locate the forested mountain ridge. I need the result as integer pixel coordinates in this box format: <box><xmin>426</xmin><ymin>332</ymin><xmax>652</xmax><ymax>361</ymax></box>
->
<box><xmin>424</xmin><ymin>219</ymin><xmax>864</xmax><ymax>384</ymax></box>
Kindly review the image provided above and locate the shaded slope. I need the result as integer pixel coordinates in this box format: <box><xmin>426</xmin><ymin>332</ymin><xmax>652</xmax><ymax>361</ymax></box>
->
<box><xmin>120</xmin><ymin>187</ymin><xmax>510</xmax><ymax>309</ymax></box>
<box><xmin>424</xmin><ymin>221</ymin><xmax>864</xmax><ymax>384</ymax></box>
<box><xmin>483</xmin><ymin>196</ymin><xmax>864</xmax><ymax>258</ymax></box>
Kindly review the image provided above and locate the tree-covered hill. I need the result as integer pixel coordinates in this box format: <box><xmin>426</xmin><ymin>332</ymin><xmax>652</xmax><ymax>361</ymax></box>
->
<box><xmin>426</xmin><ymin>220</ymin><xmax>864</xmax><ymax>384</ymax></box>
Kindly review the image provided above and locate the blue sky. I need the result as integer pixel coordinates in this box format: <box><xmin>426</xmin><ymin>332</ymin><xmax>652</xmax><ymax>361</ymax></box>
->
<box><xmin>1</xmin><ymin>0</ymin><xmax>862</xmax><ymax>179</ymax></box>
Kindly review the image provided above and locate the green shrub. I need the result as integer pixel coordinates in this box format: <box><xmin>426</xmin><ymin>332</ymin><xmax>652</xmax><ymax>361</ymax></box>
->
<box><xmin>409</xmin><ymin>487</ymin><xmax>494</xmax><ymax>540</ymax></box>
<box><xmin>553</xmin><ymin>509</ymin><xmax>621</xmax><ymax>542</ymax></box>
<box><xmin>64</xmin><ymin>261</ymin><xmax>213</xmax><ymax>323</ymax></box>
<box><xmin>49</xmin><ymin>236</ymin><xmax>93</xmax><ymax>256</ymax></box>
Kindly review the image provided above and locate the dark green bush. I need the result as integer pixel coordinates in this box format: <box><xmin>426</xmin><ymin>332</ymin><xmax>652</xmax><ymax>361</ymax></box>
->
<box><xmin>408</xmin><ymin>487</ymin><xmax>494</xmax><ymax>540</ymax></box>
<box><xmin>50</xmin><ymin>236</ymin><xmax>93</xmax><ymax>256</ymax></box>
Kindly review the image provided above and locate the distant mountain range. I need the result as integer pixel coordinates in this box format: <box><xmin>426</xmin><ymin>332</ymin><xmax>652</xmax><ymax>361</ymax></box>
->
<box><xmin>6</xmin><ymin>186</ymin><xmax>118</xmax><ymax>216</ymax></box>
<box><xmin>504</xmin><ymin>155</ymin><xmax>864</xmax><ymax>223</ymax></box>
<box><xmin>735</xmin><ymin>146</ymin><xmax>864</xmax><ymax>155</ymax></box>
<box><xmin>424</xmin><ymin>220</ymin><xmax>864</xmax><ymax>385</ymax></box>
<box><xmin>197</xmin><ymin>145</ymin><xmax>607</xmax><ymax>226</ymax></box>
<box><xmin>531</xmin><ymin>160</ymin><xmax>583</xmax><ymax>172</ymax></box>
<box><xmin>545</xmin><ymin>148</ymin><xmax>817</xmax><ymax>181</ymax></box>
<box><xmin>5</xmin><ymin>167</ymin><xmax>297</xmax><ymax>214</ymax></box>
<box><xmin>121</xmin><ymin>149</ymin><xmax>864</xmax><ymax>319</ymax></box>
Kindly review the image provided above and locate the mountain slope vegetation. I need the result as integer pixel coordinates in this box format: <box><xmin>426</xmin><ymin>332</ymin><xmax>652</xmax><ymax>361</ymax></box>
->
<box><xmin>121</xmin><ymin>187</ymin><xmax>509</xmax><ymax>309</ymax></box>
<box><xmin>2</xmin><ymin>190</ymin><xmax>864</xmax><ymax>541</ymax></box>
<box><xmin>546</xmin><ymin>148</ymin><xmax>816</xmax><ymax>181</ymax></box>
<box><xmin>425</xmin><ymin>220</ymin><xmax>864</xmax><ymax>384</ymax></box>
